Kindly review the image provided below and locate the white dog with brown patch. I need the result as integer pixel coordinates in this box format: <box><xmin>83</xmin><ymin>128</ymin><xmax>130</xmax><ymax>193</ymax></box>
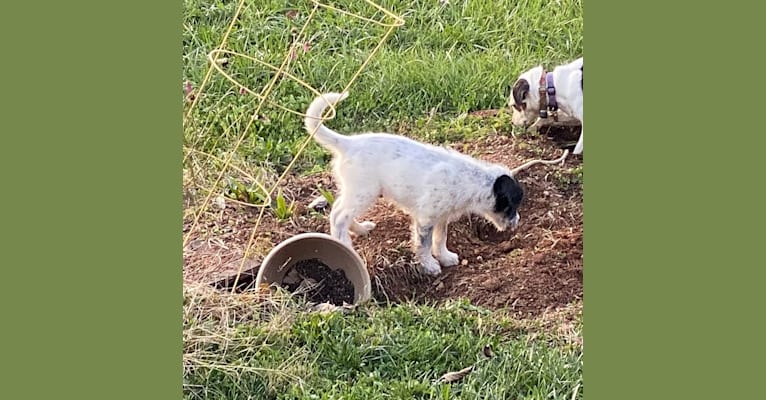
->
<box><xmin>511</xmin><ymin>57</ymin><xmax>583</xmax><ymax>155</ymax></box>
<box><xmin>304</xmin><ymin>92</ymin><xmax>562</xmax><ymax>275</ymax></box>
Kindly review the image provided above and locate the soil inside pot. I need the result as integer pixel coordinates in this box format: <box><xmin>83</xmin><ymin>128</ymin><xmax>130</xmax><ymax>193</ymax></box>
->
<box><xmin>281</xmin><ymin>258</ymin><xmax>355</xmax><ymax>306</ymax></box>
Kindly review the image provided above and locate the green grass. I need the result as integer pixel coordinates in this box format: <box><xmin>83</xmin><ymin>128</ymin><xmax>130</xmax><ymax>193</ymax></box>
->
<box><xmin>184</xmin><ymin>287</ymin><xmax>582</xmax><ymax>400</ymax></box>
<box><xmin>183</xmin><ymin>0</ymin><xmax>583</xmax><ymax>172</ymax></box>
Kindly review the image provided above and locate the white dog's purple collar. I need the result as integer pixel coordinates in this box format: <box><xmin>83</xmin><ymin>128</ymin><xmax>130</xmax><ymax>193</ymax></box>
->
<box><xmin>538</xmin><ymin>71</ymin><xmax>559</xmax><ymax>121</ymax></box>
<box><xmin>545</xmin><ymin>72</ymin><xmax>558</xmax><ymax>113</ymax></box>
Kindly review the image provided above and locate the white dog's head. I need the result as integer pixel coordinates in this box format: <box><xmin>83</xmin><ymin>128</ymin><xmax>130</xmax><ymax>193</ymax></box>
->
<box><xmin>510</xmin><ymin>66</ymin><xmax>544</xmax><ymax>128</ymax></box>
<box><xmin>483</xmin><ymin>174</ymin><xmax>523</xmax><ymax>231</ymax></box>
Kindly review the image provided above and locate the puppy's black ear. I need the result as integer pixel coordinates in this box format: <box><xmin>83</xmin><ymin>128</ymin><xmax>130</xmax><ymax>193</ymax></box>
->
<box><xmin>493</xmin><ymin>174</ymin><xmax>524</xmax><ymax>212</ymax></box>
<box><xmin>511</xmin><ymin>79</ymin><xmax>530</xmax><ymax>109</ymax></box>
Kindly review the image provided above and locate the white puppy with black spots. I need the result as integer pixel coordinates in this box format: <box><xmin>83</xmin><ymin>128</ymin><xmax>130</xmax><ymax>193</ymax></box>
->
<box><xmin>511</xmin><ymin>57</ymin><xmax>584</xmax><ymax>155</ymax></box>
<box><xmin>304</xmin><ymin>92</ymin><xmax>561</xmax><ymax>275</ymax></box>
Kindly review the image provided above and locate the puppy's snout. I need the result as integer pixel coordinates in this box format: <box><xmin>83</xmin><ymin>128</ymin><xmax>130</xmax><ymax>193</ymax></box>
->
<box><xmin>491</xmin><ymin>212</ymin><xmax>520</xmax><ymax>232</ymax></box>
<box><xmin>510</xmin><ymin>212</ymin><xmax>520</xmax><ymax>230</ymax></box>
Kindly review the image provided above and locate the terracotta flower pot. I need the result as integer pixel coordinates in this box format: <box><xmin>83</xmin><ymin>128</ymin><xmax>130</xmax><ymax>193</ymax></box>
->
<box><xmin>256</xmin><ymin>233</ymin><xmax>371</xmax><ymax>304</ymax></box>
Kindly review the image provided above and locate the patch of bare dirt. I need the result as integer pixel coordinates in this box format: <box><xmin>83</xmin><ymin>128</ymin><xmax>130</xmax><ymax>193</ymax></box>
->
<box><xmin>183</xmin><ymin>120</ymin><xmax>583</xmax><ymax>318</ymax></box>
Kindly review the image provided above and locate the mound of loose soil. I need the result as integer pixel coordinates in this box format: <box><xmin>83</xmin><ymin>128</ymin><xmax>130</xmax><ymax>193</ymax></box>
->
<box><xmin>184</xmin><ymin>115</ymin><xmax>583</xmax><ymax>318</ymax></box>
<box><xmin>281</xmin><ymin>258</ymin><xmax>355</xmax><ymax>306</ymax></box>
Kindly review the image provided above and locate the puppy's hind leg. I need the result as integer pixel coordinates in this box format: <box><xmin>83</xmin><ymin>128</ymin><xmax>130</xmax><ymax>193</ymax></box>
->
<box><xmin>350</xmin><ymin>220</ymin><xmax>376</xmax><ymax>236</ymax></box>
<box><xmin>329</xmin><ymin>191</ymin><xmax>377</xmax><ymax>248</ymax></box>
<box><xmin>432</xmin><ymin>219</ymin><xmax>459</xmax><ymax>267</ymax></box>
<box><xmin>329</xmin><ymin>195</ymin><xmax>352</xmax><ymax>246</ymax></box>
<box><xmin>411</xmin><ymin>221</ymin><xmax>442</xmax><ymax>275</ymax></box>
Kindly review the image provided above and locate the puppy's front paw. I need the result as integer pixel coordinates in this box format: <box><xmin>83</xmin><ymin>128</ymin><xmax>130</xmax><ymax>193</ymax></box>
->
<box><xmin>436</xmin><ymin>250</ymin><xmax>460</xmax><ymax>267</ymax></box>
<box><xmin>420</xmin><ymin>256</ymin><xmax>442</xmax><ymax>276</ymax></box>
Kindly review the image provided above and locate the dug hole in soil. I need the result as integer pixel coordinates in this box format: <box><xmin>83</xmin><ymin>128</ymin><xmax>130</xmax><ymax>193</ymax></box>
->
<box><xmin>184</xmin><ymin>116</ymin><xmax>583</xmax><ymax>318</ymax></box>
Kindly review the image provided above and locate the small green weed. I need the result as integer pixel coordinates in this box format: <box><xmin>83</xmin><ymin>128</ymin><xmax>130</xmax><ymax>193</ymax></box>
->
<box><xmin>223</xmin><ymin>177</ymin><xmax>268</xmax><ymax>205</ymax></box>
<box><xmin>317</xmin><ymin>186</ymin><xmax>335</xmax><ymax>207</ymax></box>
<box><xmin>552</xmin><ymin>165</ymin><xmax>584</xmax><ymax>190</ymax></box>
<box><xmin>272</xmin><ymin>190</ymin><xmax>295</xmax><ymax>221</ymax></box>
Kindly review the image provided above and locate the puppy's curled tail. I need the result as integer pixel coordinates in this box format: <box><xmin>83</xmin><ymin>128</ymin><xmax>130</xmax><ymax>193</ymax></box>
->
<box><xmin>510</xmin><ymin>149</ymin><xmax>570</xmax><ymax>176</ymax></box>
<box><xmin>304</xmin><ymin>92</ymin><xmax>350</xmax><ymax>152</ymax></box>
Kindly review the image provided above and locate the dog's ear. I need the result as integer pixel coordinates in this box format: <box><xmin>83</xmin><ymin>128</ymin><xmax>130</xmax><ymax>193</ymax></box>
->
<box><xmin>511</xmin><ymin>79</ymin><xmax>529</xmax><ymax>111</ymax></box>
<box><xmin>493</xmin><ymin>174</ymin><xmax>523</xmax><ymax>212</ymax></box>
